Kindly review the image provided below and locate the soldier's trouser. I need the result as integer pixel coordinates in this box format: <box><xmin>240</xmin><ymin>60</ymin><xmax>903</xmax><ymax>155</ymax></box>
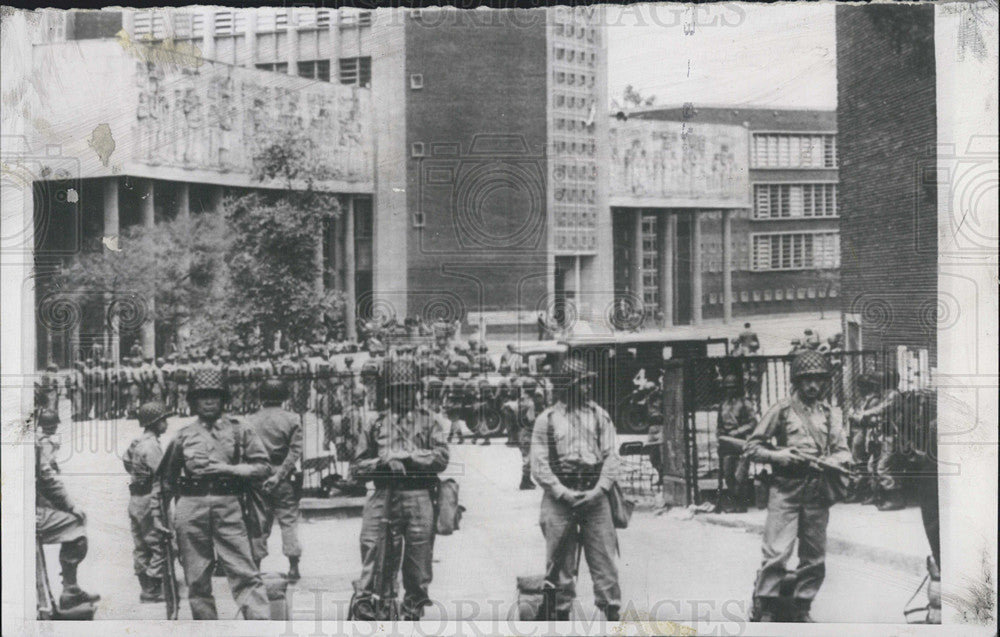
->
<box><xmin>176</xmin><ymin>385</ymin><xmax>188</xmax><ymax>415</ymax></box>
<box><xmin>868</xmin><ymin>434</ymin><xmax>900</xmax><ymax>493</ymax></box>
<box><xmin>174</xmin><ymin>495</ymin><xmax>270</xmax><ymax>620</ymax></box>
<box><xmin>129</xmin><ymin>494</ymin><xmax>165</xmax><ymax>579</ymax></box>
<box><xmin>540</xmin><ymin>490</ymin><xmax>621</xmax><ymax>613</ymax></box>
<box><xmin>164</xmin><ymin>382</ymin><xmax>176</xmax><ymax>410</ymax></box>
<box><xmin>519</xmin><ymin>426</ymin><xmax>532</xmax><ymax>481</ymax></box>
<box><xmin>71</xmin><ymin>390</ymin><xmax>84</xmax><ymax>420</ymax></box>
<box><xmin>719</xmin><ymin>451</ymin><xmax>747</xmax><ymax>501</ymax></box>
<box><xmin>37</xmin><ymin>506</ymin><xmax>88</xmax><ymax>584</ymax></box>
<box><xmin>356</xmin><ymin>487</ymin><xmax>435</xmax><ymax>617</ymax></box>
<box><xmin>251</xmin><ymin>480</ymin><xmax>302</xmax><ymax>562</ymax></box>
<box><xmin>754</xmin><ymin>475</ymin><xmax>830</xmax><ymax>601</ymax></box>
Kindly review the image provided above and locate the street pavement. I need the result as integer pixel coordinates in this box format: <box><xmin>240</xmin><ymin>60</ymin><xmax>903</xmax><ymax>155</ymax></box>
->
<box><xmin>40</xmin><ymin>408</ymin><xmax>929</xmax><ymax>625</ymax></box>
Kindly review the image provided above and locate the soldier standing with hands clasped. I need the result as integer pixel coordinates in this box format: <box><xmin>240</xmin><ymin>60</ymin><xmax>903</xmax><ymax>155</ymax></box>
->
<box><xmin>745</xmin><ymin>350</ymin><xmax>852</xmax><ymax>623</ymax></box>
<box><xmin>530</xmin><ymin>358</ymin><xmax>622</xmax><ymax>621</ymax></box>
<box><xmin>151</xmin><ymin>369</ymin><xmax>271</xmax><ymax>619</ymax></box>
<box><xmin>350</xmin><ymin>359</ymin><xmax>449</xmax><ymax>620</ymax></box>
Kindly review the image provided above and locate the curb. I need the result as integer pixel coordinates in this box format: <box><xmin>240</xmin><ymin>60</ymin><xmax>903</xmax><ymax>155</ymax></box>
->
<box><xmin>695</xmin><ymin>513</ymin><xmax>926</xmax><ymax>576</ymax></box>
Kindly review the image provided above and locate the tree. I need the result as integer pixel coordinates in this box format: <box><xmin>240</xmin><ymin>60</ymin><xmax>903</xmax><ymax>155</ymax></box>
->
<box><xmin>612</xmin><ymin>84</ymin><xmax>657</xmax><ymax>112</ymax></box>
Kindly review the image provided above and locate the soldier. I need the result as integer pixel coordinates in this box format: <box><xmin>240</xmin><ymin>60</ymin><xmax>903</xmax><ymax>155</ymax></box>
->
<box><xmin>68</xmin><ymin>362</ymin><xmax>86</xmax><ymax>422</ymax></box>
<box><xmin>474</xmin><ymin>344</ymin><xmax>496</xmax><ymax>374</ymax></box>
<box><xmin>855</xmin><ymin>370</ymin><xmax>904</xmax><ymax>511</ymax></box>
<box><xmin>846</xmin><ymin>372</ymin><xmax>880</xmax><ymax>504</ymax></box>
<box><xmin>38</xmin><ymin>363</ymin><xmax>61</xmax><ymax>411</ymax></box>
<box><xmin>530</xmin><ymin>358</ymin><xmax>621</xmax><ymax>621</ymax></box>
<box><xmin>736</xmin><ymin>322</ymin><xmax>761</xmax><ymax>356</ymax></box>
<box><xmin>35</xmin><ymin>409</ymin><xmax>101</xmax><ymax>610</ymax></box>
<box><xmin>249</xmin><ymin>379</ymin><xmax>304</xmax><ymax>580</ymax></box>
<box><xmin>247</xmin><ymin>353</ymin><xmax>268</xmax><ymax>413</ymax></box>
<box><xmin>470</xmin><ymin>377</ymin><xmax>494</xmax><ymax>446</ymax></box>
<box><xmin>151</xmin><ymin>369</ymin><xmax>271</xmax><ymax>620</ymax></box>
<box><xmin>224</xmin><ymin>353</ymin><xmax>243</xmax><ymax>415</ymax></box>
<box><xmin>152</xmin><ymin>357</ymin><xmax>167</xmax><ymax>403</ymax></box>
<box><xmin>716</xmin><ymin>374</ymin><xmax>758</xmax><ymax>513</ymax></box>
<box><xmin>174</xmin><ymin>354</ymin><xmax>191</xmax><ymax>417</ymax></box>
<box><xmin>87</xmin><ymin>359</ymin><xmax>103</xmax><ymax>421</ymax></box>
<box><xmin>103</xmin><ymin>359</ymin><xmax>118</xmax><ymax>420</ymax></box>
<box><xmin>123</xmin><ymin>402</ymin><xmax>171</xmax><ymax>603</ymax></box>
<box><xmin>162</xmin><ymin>354</ymin><xmax>177</xmax><ymax>412</ymax></box>
<box><xmin>442</xmin><ymin>361</ymin><xmax>471</xmax><ymax>443</ymax></box>
<box><xmin>349</xmin><ymin>359</ymin><xmax>450</xmax><ymax>620</ymax></box>
<box><xmin>500</xmin><ymin>343</ymin><xmax>523</xmax><ymax>372</ymax></box>
<box><xmin>745</xmin><ymin>350</ymin><xmax>852</xmax><ymax>623</ymax></box>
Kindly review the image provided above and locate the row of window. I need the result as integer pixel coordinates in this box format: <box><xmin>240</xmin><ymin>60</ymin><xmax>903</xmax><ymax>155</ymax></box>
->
<box><xmin>133</xmin><ymin>8</ymin><xmax>370</xmax><ymax>39</ymax></box>
<box><xmin>554</xmin><ymin>187</ymin><xmax>597</xmax><ymax>204</ymax></box>
<box><xmin>553</xmin><ymin>162</ymin><xmax>598</xmax><ymax>183</ymax></box>
<box><xmin>554</xmin><ymin>47</ymin><xmax>597</xmax><ymax>67</ymax></box>
<box><xmin>752</xmin><ymin>133</ymin><xmax>837</xmax><ymax>169</ymax></box>
<box><xmin>554</xmin><ymin>70</ymin><xmax>596</xmax><ymax>89</ymax></box>
<box><xmin>552</xmin><ymin>138</ymin><xmax>598</xmax><ymax>157</ymax></box>
<box><xmin>553</xmin><ymin>21</ymin><xmax>598</xmax><ymax>43</ymax></box>
<box><xmin>554</xmin><ymin>230</ymin><xmax>597</xmax><ymax>251</ymax></box>
<box><xmin>553</xmin><ymin>93</ymin><xmax>595</xmax><ymax>112</ymax></box>
<box><xmin>555</xmin><ymin>209</ymin><xmax>598</xmax><ymax>228</ymax></box>
<box><xmin>754</xmin><ymin>183</ymin><xmax>838</xmax><ymax>219</ymax></box>
<box><xmin>752</xmin><ymin>232</ymin><xmax>840</xmax><ymax>271</ymax></box>
<box><xmin>254</xmin><ymin>57</ymin><xmax>370</xmax><ymax>87</ymax></box>
<box><xmin>641</xmin><ymin>285</ymin><xmax>840</xmax><ymax>311</ymax></box>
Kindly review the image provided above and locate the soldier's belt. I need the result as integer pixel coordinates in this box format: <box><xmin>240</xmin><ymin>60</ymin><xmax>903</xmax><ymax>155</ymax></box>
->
<box><xmin>176</xmin><ymin>477</ymin><xmax>244</xmax><ymax>496</ymax></box>
<box><xmin>129</xmin><ymin>480</ymin><xmax>153</xmax><ymax>496</ymax></box>
<box><xmin>554</xmin><ymin>463</ymin><xmax>602</xmax><ymax>491</ymax></box>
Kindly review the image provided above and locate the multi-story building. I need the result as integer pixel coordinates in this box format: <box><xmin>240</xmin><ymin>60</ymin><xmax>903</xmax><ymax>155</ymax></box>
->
<box><xmin>617</xmin><ymin>106</ymin><xmax>840</xmax><ymax>324</ymax></box>
<box><xmin>22</xmin><ymin>7</ymin><xmax>841</xmax><ymax>368</ymax></box>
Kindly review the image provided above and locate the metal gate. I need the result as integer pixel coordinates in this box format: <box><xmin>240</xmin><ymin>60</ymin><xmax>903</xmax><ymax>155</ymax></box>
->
<box><xmin>660</xmin><ymin>350</ymin><xmax>887</xmax><ymax>505</ymax></box>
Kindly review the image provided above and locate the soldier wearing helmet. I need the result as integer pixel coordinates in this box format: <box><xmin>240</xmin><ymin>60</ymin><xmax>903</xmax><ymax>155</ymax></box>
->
<box><xmin>716</xmin><ymin>373</ymin><xmax>758</xmax><ymax>513</ymax></box>
<box><xmin>516</xmin><ymin>376</ymin><xmax>543</xmax><ymax>490</ymax></box>
<box><xmin>68</xmin><ymin>361</ymin><xmax>86</xmax><ymax>422</ymax></box>
<box><xmin>174</xmin><ymin>354</ymin><xmax>192</xmax><ymax>416</ymax></box>
<box><xmin>350</xmin><ymin>358</ymin><xmax>450</xmax><ymax>620</ymax></box>
<box><xmin>151</xmin><ymin>369</ymin><xmax>271</xmax><ymax>619</ymax></box>
<box><xmin>337</xmin><ymin>385</ymin><xmax>370</xmax><ymax>494</ymax></box>
<box><xmin>123</xmin><ymin>401</ymin><xmax>173</xmax><ymax>602</ymax></box>
<box><xmin>530</xmin><ymin>358</ymin><xmax>622</xmax><ymax>621</ymax></box>
<box><xmin>248</xmin><ymin>379</ymin><xmax>304</xmax><ymax>581</ymax></box>
<box><xmin>34</xmin><ymin>408</ymin><xmax>101</xmax><ymax>610</ymax></box>
<box><xmin>849</xmin><ymin>370</ymin><xmax>903</xmax><ymax>510</ymax></box>
<box><xmin>745</xmin><ymin>350</ymin><xmax>852</xmax><ymax>623</ymax></box>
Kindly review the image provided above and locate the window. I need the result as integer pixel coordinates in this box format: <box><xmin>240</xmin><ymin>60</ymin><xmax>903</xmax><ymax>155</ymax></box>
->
<box><xmin>752</xmin><ymin>133</ymin><xmax>837</xmax><ymax>168</ymax></box>
<box><xmin>339</xmin><ymin>57</ymin><xmax>371</xmax><ymax>88</ymax></box>
<box><xmin>410</xmin><ymin>74</ymin><xmax>424</xmax><ymax>89</ymax></box>
<box><xmin>754</xmin><ymin>184</ymin><xmax>838</xmax><ymax>218</ymax></box>
<box><xmin>132</xmin><ymin>10</ymin><xmax>167</xmax><ymax>39</ymax></box>
<box><xmin>340</xmin><ymin>10</ymin><xmax>372</xmax><ymax>27</ymax></box>
<box><xmin>297</xmin><ymin>60</ymin><xmax>330</xmax><ymax>81</ymax></box>
<box><xmin>255</xmin><ymin>62</ymin><xmax>288</xmax><ymax>74</ymax></box>
<box><xmin>752</xmin><ymin>232</ymin><xmax>840</xmax><ymax>271</ymax></box>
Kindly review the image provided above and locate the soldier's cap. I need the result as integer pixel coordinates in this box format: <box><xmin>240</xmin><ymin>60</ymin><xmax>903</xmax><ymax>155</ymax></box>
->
<box><xmin>790</xmin><ymin>350</ymin><xmax>831</xmax><ymax>380</ymax></box>
<box><xmin>166</xmin><ymin>353</ymin><xmax>177</xmax><ymax>361</ymax></box>
<box><xmin>144</xmin><ymin>356</ymin><xmax>153</xmax><ymax>362</ymax></box>
<box><xmin>74</xmin><ymin>361</ymin><xmax>84</xmax><ymax>369</ymax></box>
<box><xmin>384</xmin><ymin>359</ymin><xmax>419</xmax><ymax>386</ymax></box>
<box><xmin>559</xmin><ymin>358</ymin><xmax>596</xmax><ymax>384</ymax></box>
<box><xmin>46</xmin><ymin>363</ymin><xmax>58</xmax><ymax>371</ymax></box>
<box><xmin>37</xmin><ymin>408</ymin><xmax>60</xmax><ymax>429</ymax></box>
<box><xmin>260</xmin><ymin>378</ymin><xmax>289</xmax><ymax>404</ymax></box>
<box><xmin>744</xmin><ymin>322</ymin><xmax>752</xmax><ymax>329</ymax></box>
<box><xmin>155</xmin><ymin>357</ymin><xmax>165</xmax><ymax>365</ymax></box>
<box><xmin>137</xmin><ymin>401</ymin><xmax>174</xmax><ymax>427</ymax></box>
<box><xmin>187</xmin><ymin>368</ymin><xmax>230</xmax><ymax>402</ymax></box>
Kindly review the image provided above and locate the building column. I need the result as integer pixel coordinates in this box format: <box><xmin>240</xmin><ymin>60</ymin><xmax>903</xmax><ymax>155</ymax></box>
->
<box><xmin>344</xmin><ymin>196</ymin><xmax>357</xmax><ymax>340</ymax></box>
<box><xmin>330</xmin><ymin>211</ymin><xmax>342</xmax><ymax>292</ymax></box>
<box><xmin>176</xmin><ymin>183</ymin><xmax>190</xmax><ymax>222</ymax></box>
<box><xmin>691</xmin><ymin>211</ymin><xmax>703</xmax><ymax>325</ymax></box>
<box><xmin>245</xmin><ymin>10</ymin><xmax>258</xmax><ymax>69</ymax></box>
<box><xmin>574</xmin><ymin>255</ymin><xmax>582</xmax><ymax>310</ymax></box>
<box><xmin>200</xmin><ymin>7</ymin><xmax>216</xmax><ymax>61</ymax></box>
<box><xmin>103</xmin><ymin>178</ymin><xmax>120</xmax><ymax>361</ymax></box>
<box><xmin>722</xmin><ymin>209</ymin><xmax>733</xmax><ymax>324</ymax></box>
<box><xmin>329</xmin><ymin>9</ymin><xmax>341</xmax><ymax>83</ymax></box>
<box><xmin>657</xmin><ymin>213</ymin><xmax>674</xmax><ymax>326</ymax></box>
<box><xmin>631</xmin><ymin>209</ymin><xmax>644</xmax><ymax>309</ymax></box>
<box><xmin>210</xmin><ymin>186</ymin><xmax>224</xmax><ymax>213</ymax></box>
<box><xmin>286</xmin><ymin>22</ymin><xmax>299</xmax><ymax>76</ymax></box>
<box><xmin>139</xmin><ymin>180</ymin><xmax>156</xmax><ymax>358</ymax></box>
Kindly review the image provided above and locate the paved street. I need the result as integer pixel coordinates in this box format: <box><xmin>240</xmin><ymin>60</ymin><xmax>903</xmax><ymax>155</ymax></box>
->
<box><xmin>41</xmin><ymin>404</ymin><xmax>927</xmax><ymax>624</ymax></box>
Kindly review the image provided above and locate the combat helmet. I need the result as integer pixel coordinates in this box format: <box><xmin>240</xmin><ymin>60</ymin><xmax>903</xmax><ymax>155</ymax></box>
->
<box><xmin>790</xmin><ymin>350</ymin><xmax>831</xmax><ymax>380</ymax></box>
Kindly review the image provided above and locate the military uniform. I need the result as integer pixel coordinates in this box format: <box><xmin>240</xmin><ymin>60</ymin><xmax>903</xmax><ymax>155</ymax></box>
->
<box><xmin>152</xmin><ymin>370</ymin><xmax>271</xmax><ymax>620</ymax></box>
<box><xmin>35</xmin><ymin>409</ymin><xmax>100</xmax><ymax>609</ymax></box>
<box><xmin>350</xmin><ymin>392</ymin><xmax>450</xmax><ymax>619</ymax></box>
<box><xmin>530</xmin><ymin>388</ymin><xmax>622</xmax><ymax>617</ymax></box>
<box><xmin>745</xmin><ymin>351</ymin><xmax>851</xmax><ymax>622</ymax></box>
<box><xmin>248</xmin><ymin>403</ymin><xmax>303</xmax><ymax>569</ymax></box>
<box><xmin>68</xmin><ymin>363</ymin><xmax>86</xmax><ymax>421</ymax></box>
<box><xmin>123</xmin><ymin>402</ymin><xmax>169</xmax><ymax>601</ymax></box>
<box><xmin>717</xmin><ymin>388</ymin><xmax>758</xmax><ymax>512</ymax></box>
<box><xmin>174</xmin><ymin>358</ymin><xmax>191</xmax><ymax>416</ymax></box>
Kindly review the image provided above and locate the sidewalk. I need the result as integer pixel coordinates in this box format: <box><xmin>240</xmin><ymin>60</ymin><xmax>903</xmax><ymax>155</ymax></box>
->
<box><xmin>692</xmin><ymin>502</ymin><xmax>929</xmax><ymax>576</ymax></box>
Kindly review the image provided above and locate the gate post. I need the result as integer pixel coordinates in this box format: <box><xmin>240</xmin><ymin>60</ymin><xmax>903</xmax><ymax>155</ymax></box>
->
<box><xmin>659</xmin><ymin>360</ymin><xmax>692</xmax><ymax>506</ymax></box>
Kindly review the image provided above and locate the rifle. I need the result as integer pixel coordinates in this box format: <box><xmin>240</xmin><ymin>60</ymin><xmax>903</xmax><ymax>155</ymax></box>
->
<box><xmin>717</xmin><ymin>435</ymin><xmax>855</xmax><ymax>478</ymax></box>
<box><xmin>349</xmin><ymin>481</ymin><xmax>400</xmax><ymax>620</ymax></box>
<box><xmin>157</xmin><ymin>476</ymin><xmax>180</xmax><ymax>620</ymax></box>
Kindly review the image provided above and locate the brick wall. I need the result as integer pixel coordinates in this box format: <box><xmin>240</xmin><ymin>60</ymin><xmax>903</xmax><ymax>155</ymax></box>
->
<box><xmin>404</xmin><ymin>11</ymin><xmax>550</xmax><ymax>316</ymax></box>
<box><xmin>836</xmin><ymin>5</ymin><xmax>937</xmax><ymax>362</ymax></box>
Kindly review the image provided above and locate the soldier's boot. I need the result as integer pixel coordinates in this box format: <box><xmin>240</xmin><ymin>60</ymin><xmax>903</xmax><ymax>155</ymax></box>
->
<box><xmin>555</xmin><ymin>609</ymin><xmax>571</xmax><ymax>621</ymax></box>
<box><xmin>480</xmin><ymin>436</ymin><xmax>491</xmax><ymax>446</ymax></box>
<box><xmin>792</xmin><ymin>598</ymin><xmax>815</xmax><ymax>623</ymax></box>
<box><xmin>212</xmin><ymin>558</ymin><xmax>225</xmax><ymax>577</ymax></box>
<box><xmin>287</xmin><ymin>557</ymin><xmax>301</xmax><ymax>583</ymax></box>
<box><xmin>519</xmin><ymin>475</ymin><xmax>536</xmax><ymax>491</ymax></box>
<box><xmin>601</xmin><ymin>605</ymin><xmax>621</xmax><ymax>621</ymax></box>
<box><xmin>138</xmin><ymin>573</ymin><xmax>165</xmax><ymax>603</ymax></box>
<box><xmin>877</xmin><ymin>492</ymin><xmax>906</xmax><ymax>511</ymax></box>
<box><xmin>60</xmin><ymin>565</ymin><xmax>101</xmax><ymax>608</ymax></box>
<box><xmin>750</xmin><ymin>596</ymin><xmax>775</xmax><ymax>623</ymax></box>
